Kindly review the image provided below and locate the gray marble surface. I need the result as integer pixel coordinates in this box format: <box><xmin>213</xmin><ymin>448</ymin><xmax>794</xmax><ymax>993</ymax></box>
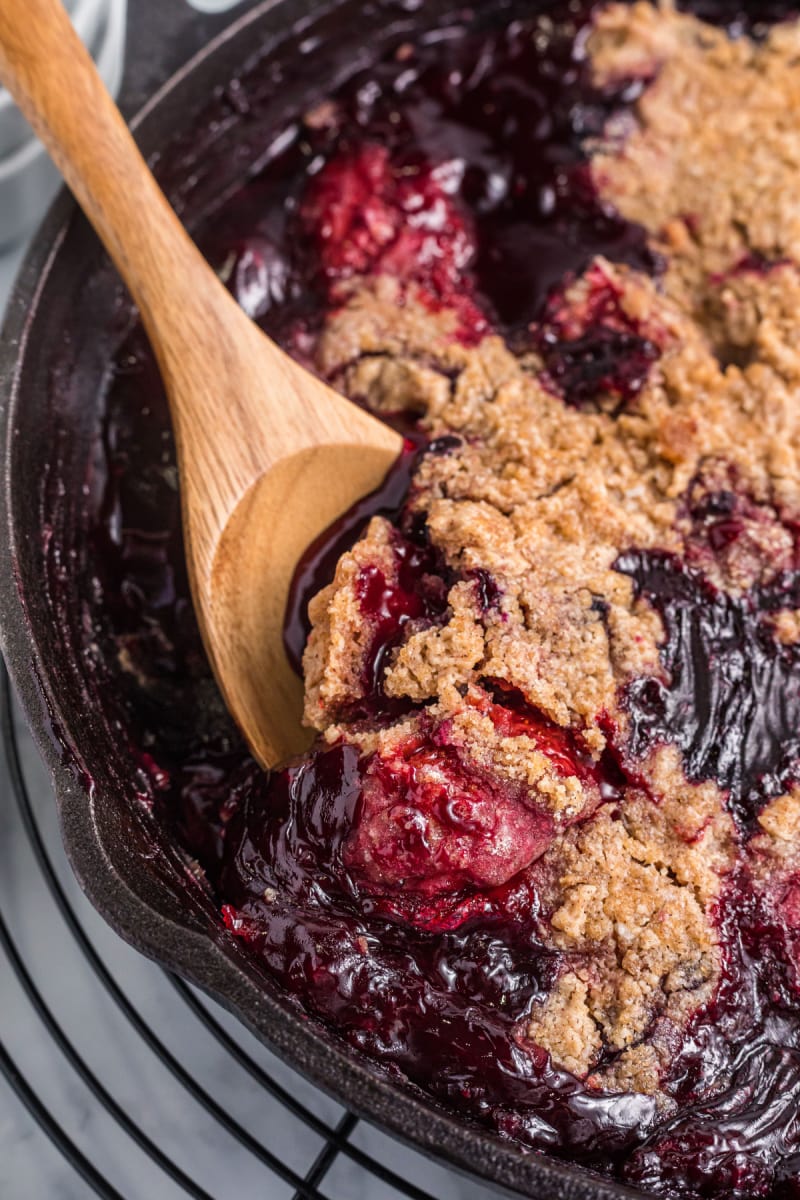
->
<box><xmin>0</xmin><ymin>228</ymin><xmax>507</xmax><ymax>1200</ymax></box>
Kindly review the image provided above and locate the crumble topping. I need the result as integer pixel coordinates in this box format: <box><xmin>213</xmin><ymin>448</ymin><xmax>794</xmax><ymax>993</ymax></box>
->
<box><xmin>756</xmin><ymin>789</ymin><xmax>800</xmax><ymax>849</ymax></box>
<box><xmin>525</xmin><ymin>748</ymin><xmax>734</xmax><ymax>1094</ymax></box>
<box><xmin>308</xmin><ymin>253</ymin><xmax>800</xmax><ymax>745</ymax></box>
<box><xmin>525</xmin><ymin>973</ymin><xmax>604</xmax><ymax>1081</ymax></box>
<box><xmin>304</xmin><ymin>516</ymin><xmax>402</xmax><ymax>727</ymax></box>
<box><xmin>296</xmin><ymin>0</ymin><xmax>800</xmax><ymax>1103</ymax></box>
<box><xmin>592</xmin><ymin>3</ymin><xmax>800</xmax><ymax>306</ymax></box>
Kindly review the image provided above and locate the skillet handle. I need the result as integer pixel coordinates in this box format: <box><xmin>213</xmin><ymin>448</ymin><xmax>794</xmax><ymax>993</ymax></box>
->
<box><xmin>119</xmin><ymin>0</ymin><xmax>257</xmax><ymax>118</ymax></box>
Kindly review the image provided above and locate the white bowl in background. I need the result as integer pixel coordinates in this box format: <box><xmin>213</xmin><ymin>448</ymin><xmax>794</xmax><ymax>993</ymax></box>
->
<box><xmin>0</xmin><ymin>0</ymin><xmax>127</xmax><ymax>248</ymax></box>
<box><xmin>0</xmin><ymin>0</ymin><xmax>107</xmax><ymax>157</ymax></box>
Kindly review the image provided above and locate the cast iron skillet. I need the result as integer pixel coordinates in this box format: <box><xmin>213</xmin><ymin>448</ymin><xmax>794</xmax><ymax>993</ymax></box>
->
<box><xmin>0</xmin><ymin>2</ymin><xmax>647</xmax><ymax>1197</ymax></box>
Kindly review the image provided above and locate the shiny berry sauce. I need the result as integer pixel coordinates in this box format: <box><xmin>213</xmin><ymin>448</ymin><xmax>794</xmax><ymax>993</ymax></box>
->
<box><xmin>619</xmin><ymin>548</ymin><xmax>800</xmax><ymax>824</ymax></box>
<box><xmin>85</xmin><ymin>2</ymin><xmax>800</xmax><ymax>1197</ymax></box>
<box><xmin>283</xmin><ymin>439</ymin><xmax>423</xmax><ymax>674</ymax></box>
<box><xmin>354</xmin><ymin>527</ymin><xmax>450</xmax><ymax>704</ymax></box>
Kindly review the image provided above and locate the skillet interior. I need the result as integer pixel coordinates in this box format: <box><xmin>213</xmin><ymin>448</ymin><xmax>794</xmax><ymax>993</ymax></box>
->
<box><xmin>0</xmin><ymin>2</ymin><xmax>650</xmax><ymax>1197</ymax></box>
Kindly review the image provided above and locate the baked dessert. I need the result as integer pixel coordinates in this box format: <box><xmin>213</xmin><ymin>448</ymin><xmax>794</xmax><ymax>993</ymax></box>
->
<box><xmin>89</xmin><ymin>1</ymin><xmax>800</xmax><ymax>1195</ymax></box>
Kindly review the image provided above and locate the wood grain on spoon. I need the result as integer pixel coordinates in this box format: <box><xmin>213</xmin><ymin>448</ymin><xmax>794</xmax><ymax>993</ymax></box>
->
<box><xmin>0</xmin><ymin>0</ymin><xmax>403</xmax><ymax>767</ymax></box>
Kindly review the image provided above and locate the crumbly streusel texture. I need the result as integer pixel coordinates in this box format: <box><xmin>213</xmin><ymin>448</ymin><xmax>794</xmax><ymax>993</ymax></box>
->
<box><xmin>300</xmin><ymin>2</ymin><xmax>800</xmax><ymax>1100</ymax></box>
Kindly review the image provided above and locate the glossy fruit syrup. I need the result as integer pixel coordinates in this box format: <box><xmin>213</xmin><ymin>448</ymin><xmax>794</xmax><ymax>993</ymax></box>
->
<box><xmin>619</xmin><ymin>548</ymin><xmax>800</xmax><ymax>825</ymax></box>
<box><xmin>83</xmin><ymin>2</ymin><xmax>800</xmax><ymax>1197</ymax></box>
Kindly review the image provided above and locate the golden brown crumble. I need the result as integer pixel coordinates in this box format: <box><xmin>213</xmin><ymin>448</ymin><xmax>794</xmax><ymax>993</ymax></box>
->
<box><xmin>304</xmin><ymin>517</ymin><xmax>399</xmax><ymax>729</ymax></box>
<box><xmin>298</xmin><ymin>1</ymin><xmax>800</xmax><ymax>1099</ymax></box>
<box><xmin>770</xmin><ymin>610</ymin><xmax>800</xmax><ymax>646</ymax></box>
<box><xmin>526</xmin><ymin>973</ymin><xmax>603</xmax><ymax>1080</ymax></box>
<box><xmin>592</xmin><ymin>3</ymin><xmax>800</xmax><ymax>307</ymax></box>
<box><xmin>757</xmin><ymin>790</ymin><xmax>800</xmax><ymax>846</ymax></box>
<box><xmin>525</xmin><ymin>748</ymin><xmax>734</xmax><ymax>1092</ymax></box>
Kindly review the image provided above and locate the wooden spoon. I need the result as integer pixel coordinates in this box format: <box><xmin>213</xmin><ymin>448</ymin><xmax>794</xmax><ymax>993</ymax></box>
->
<box><xmin>0</xmin><ymin>0</ymin><xmax>403</xmax><ymax>767</ymax></box>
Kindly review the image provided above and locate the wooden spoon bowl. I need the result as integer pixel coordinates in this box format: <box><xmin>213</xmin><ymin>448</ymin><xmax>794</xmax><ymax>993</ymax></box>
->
<box><xmin>0</xmin><ymin>0</ymin><xmax>403</xmax><ymax>767</ymax></box>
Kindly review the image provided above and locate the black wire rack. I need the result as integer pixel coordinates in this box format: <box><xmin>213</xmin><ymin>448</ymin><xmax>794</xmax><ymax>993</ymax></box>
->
<box><xmin>0</xmin><ymin>661</ymin><xmax>501</xmax><ymax>1200</ymax></box>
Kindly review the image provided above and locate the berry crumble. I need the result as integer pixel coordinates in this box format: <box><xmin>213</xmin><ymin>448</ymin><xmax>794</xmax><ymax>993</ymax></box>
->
<box><xmin>86</xmin><ymin>1</ymin><xmax>800</xmax><ymax>1195</ymax></box>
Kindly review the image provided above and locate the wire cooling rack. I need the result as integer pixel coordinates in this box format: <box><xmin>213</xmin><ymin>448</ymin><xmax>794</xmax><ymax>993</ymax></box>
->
<box><xmin>0</xmin><ymin>661</ymin><xmax>504</xmax><ymax>1200</ymax></box>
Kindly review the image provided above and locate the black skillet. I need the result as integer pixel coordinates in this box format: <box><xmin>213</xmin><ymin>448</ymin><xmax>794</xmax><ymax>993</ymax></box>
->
<box><xmin>0</xmin><ymin>2</ymin><xmax>647</xmax><ymax>1196</ymax></box>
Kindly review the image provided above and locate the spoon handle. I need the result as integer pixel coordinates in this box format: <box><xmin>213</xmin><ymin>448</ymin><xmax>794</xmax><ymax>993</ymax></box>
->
<box><xmin>0</xmin><ymin>0</ymin><xmax>231</xmax><ymax>396</ymax></box>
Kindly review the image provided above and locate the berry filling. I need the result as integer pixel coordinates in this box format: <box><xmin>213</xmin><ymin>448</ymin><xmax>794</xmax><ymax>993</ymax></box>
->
<box><xmin>300</xmin><ymin>143</ymin><xmax>487</xmax><ymax>340</ymax></box>
<box><xmin>534</xmin><ymin>262</ymin><xmax>663</xmax><ymax>410</ymax></box>
<box><xmin>345</xmin><ymin>734</ymin><xmax>557</xmax><ymax>895</ymax></box>
<box><xmin>218</xmin><ymin>742</ymin><xmax>660</xmax><ymax>1157</ymax></box>
<box><xmin>203</xmin><ymin>0</ymin><xmax>661</xmax><ymax>349</ymax></box>
<box><xmin>283</xmin><ymin>439</ymin><xmax>422</xmax><ymax>674</ymax></box>
<box><xmin>354</xmin><ymin>529</ymin><xmax>449</xmax><ymax>706</ymax></box>
<box><xmin>618</xmin><ymin>548</ymin><xmax>800</xmax><ymax>822</ymax></box>
<box><xmin>342</xmin><ymin>689</ymin><xmax>615</xmax><ymax>903</ymax></box>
